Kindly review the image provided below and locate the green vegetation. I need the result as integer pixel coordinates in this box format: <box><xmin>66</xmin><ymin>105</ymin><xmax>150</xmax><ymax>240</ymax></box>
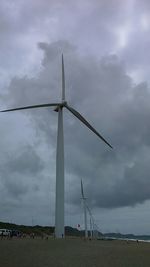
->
<box><xmin>0</xmin><ymin>221</ymin><xmax>83</xmax><ymax>236</ymax></box>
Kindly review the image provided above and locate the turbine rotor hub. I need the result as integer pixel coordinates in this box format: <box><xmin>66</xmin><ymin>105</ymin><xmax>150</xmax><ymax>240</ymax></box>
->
<box><xmin>54</xmin><ymin>101</ymin><xmax>67</xmax><ymax>112</ymax></box>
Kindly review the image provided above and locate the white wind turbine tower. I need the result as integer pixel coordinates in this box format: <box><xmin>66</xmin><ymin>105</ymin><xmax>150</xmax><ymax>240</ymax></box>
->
<box><xmin>86</xmin><ymin>203</ymin><xmax>94</xmax><ymax>239</ymax></box>
<box><xmin>1</xmin><ymin>55</ymin><xmax>112</xmax><ymax>238</ymax></box>
<box><xmin>81</xmin><ymin>179</ymin><xmax>88</xmax><ymax>238</ymax></box>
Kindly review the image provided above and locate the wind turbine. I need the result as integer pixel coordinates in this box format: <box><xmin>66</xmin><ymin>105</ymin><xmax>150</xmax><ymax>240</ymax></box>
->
<box><xmin>1</xmin><ymin>54</ymin><xmax>112</xmax><ymax>238</ymax></box>
<box><xmin>81</xmin><ymin>179</ymin><xmax>96</xmax><ymax>239</ymax></box>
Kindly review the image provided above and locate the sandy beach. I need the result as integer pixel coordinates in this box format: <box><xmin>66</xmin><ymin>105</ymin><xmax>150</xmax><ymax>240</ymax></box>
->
<box><xmin>0</xmin><ymin>237</ymin><xmax>150</xmax><ymax>267</ymax></box>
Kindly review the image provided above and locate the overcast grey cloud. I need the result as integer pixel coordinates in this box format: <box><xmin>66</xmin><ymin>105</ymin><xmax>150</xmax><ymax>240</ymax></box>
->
<box><xmin>0</xmin><ymin>0</ymin><xmax>150</xmax><ymax>234</ymax></box>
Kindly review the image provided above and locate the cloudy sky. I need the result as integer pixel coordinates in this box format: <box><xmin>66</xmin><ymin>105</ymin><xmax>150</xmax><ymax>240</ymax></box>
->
<box><xmin>0</xmin><ymin>0</ymin><xmax>150</xmax><ymax>235</ymax></box>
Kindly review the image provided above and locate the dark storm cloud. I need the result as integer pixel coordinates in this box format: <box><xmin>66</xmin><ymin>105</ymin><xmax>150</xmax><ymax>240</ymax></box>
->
<box><xmin>38</xmin><ymin>41</ymin><xmax>76</xmax><ymax>65</ymax></box>
<box><xmin>4</xmin><ymin>145</ymin><xmax>44</xmax><ymax>174</ymax></box>
<box><xmin>92</xmin><ymin>153</ymin><xmax>150</xmax><ymax>208</ymax></box>
<box><xmin>0</xmin><ymin>145</ymin><xmax>44</xmax><ymax>199</ymax></box>
<box><xmin>3</xmin><ymin>40</ymin><xmax>150</xmax><ymax>211</ymax></box>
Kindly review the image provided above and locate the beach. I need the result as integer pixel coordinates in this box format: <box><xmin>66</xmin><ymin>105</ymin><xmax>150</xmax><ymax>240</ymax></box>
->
<box><xmin>0</xmin><ymin>237</ymin><xmax>150</xmax><ymax>267</ymax></box>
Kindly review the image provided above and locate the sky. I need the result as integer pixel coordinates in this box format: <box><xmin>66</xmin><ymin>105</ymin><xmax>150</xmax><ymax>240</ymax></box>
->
<box><xmin>0</xmin><ymin>0</ymin><xmax>150</xmax><ymax>235</ymax></box>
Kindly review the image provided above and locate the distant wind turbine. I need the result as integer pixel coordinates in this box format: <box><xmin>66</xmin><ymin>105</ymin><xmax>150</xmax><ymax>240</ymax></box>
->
<box><xmin>1</xmin><ymin>55</ymin><xmax>112</xmax><ymax>238</ymax></box>
<box><xmin>81</xmin><ymin>179</ymin><xmax>97</xmax><ymax>239</ymax></box>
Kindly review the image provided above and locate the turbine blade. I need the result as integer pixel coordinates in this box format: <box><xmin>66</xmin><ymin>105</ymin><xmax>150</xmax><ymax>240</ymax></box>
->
<box><xmin>1</xmin><ymin>103</ymin><xmax>60</xmax><ymax>112</ymax></box>
<box><xmin>65</xmin><ymin>104</ymin><xmax>113</xmax><ymax>149</ymax></box>
<box><xmin>62</xmin><ymin>54</ymin><xmax>65</xmax><ymax>101</ymax></box>
<box><xmin>81</xmin><ymin>179</ymin><xmax>85</xmax><ymax>199</ymax></box>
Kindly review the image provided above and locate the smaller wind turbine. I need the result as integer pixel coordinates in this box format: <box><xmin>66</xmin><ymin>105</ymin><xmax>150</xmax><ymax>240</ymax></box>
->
<box><xmin>81</xmin><ymin>179</ymin><xmax>88</xmax><ymax>238</ymax></box>
<box><xmin>81</xmin><ymin>182</ymin><xmax>100</xmax><ymax>239</ymax></box>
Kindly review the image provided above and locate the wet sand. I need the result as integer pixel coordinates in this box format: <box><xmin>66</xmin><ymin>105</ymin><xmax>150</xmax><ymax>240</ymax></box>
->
<box><xmin>0</xmin><ymin>237</ymin><xmax>150</xmax><ymax>267</ymax></box>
